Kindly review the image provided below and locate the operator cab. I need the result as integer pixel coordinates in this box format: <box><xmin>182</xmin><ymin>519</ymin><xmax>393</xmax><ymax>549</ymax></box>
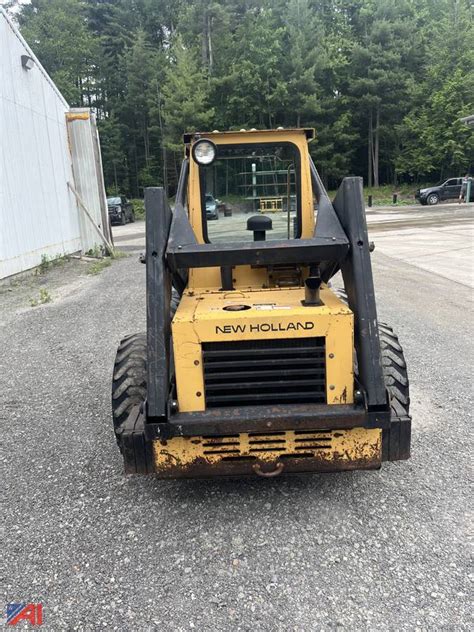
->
<box><xmin>185</xmin><ymin>129</ymin><xmax>316</xmax><ymax>246</ymax></box>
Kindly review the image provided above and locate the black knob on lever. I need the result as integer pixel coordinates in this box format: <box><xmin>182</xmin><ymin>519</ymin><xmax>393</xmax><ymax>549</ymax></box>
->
<box><xmin>247</xmin><ymin>215</ymin><xmax>272</xmax><ymax>241</ymax></box>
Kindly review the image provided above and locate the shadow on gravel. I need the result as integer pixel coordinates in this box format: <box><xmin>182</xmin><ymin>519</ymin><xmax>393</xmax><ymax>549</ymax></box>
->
<box><xmin>126</xmin><ymin>468</ymin><xmax>372</xmax><ymax>504</ymax></box>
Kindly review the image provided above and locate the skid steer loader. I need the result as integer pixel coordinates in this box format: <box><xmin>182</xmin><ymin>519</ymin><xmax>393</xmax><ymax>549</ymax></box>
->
<box><xmin>112</xmin><ymin>128</ymin><xmax>411</xmax><ymax>477</ymax></box>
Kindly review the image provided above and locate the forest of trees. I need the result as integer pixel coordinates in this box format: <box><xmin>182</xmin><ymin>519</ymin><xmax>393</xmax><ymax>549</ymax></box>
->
<box><xmin>7</xmin><ymin>0</ymin><xmax>473</xmax><ymax>196</ymax></box>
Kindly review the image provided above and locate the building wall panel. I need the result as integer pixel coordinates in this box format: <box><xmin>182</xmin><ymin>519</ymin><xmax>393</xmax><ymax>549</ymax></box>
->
<box><xmin>0</xmin><ymin>9</ymin><xmax>83</xmax><ymax>279</ymax></box>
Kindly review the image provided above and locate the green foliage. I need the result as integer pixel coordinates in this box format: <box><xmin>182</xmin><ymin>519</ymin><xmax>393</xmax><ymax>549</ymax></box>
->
<box><xmin>37</xmin><ymin>253</ymin><xmax>71</xmax><ymax>274</ymax></box>
<box><xmin>29</xmin><ymin>288</ymin><xmax>52</xmax><ymax>307</ymax></box>
<box><xmin>86</xmin><ymin>258</ymin><xmax>112</xmax><ymax>275</ymax></box>
<box><xmin>131</xmin><ymin>199</ymin><xmax>145</xmax><ymax>219</ymax></box>
<box><xmin>328</xmin><ymin>182</ymin><xmax>425</xmax><ymax>206</ymax></box>
<box><xmin>218</xmin><ymin>8</ymin><xmax>287</xmax><ymax>128</ymax></box>
<box><xmin>14</xmin><ymin>0</ymin><xmax>474</xmax><ymax>191</ymax></box>
<box><xmin>99</xmin><ymin>114</ymin><xmax>126</xmax><ymax>193</ymax></box>
<box><xmin>19</xmin><ymin>0</ymin><xmax>99</xmax><ymax>105</ymax></box>
<box><xmin>110</xmin><ymin>250</ymin><xmax>128</xmax><ymax>260</ymax></box>
<box><xmin>38</xmin><ymin>254</ymin><xmax>51</xmax><ymax>274</ymax></box>
<box><xmin>396</xmin><ymin>0</ymin><xmax>474</xmax><ymax>180</ymax></box>
<box><xmin>162</xmin><ymin>35</ymin><xmax>215</xmax><ymax>152</ymax></box>
<box><xmin>85</xmin><ymin>245</ymin><xmax>103</xmax><ymax>258</ymax></box>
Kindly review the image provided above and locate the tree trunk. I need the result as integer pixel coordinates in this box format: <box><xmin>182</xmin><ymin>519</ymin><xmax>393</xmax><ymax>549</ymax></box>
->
<box><xmin>157</xmin><ymin>88</ymin><xmax>168</xmax><ymax>194</ymax></box>
<box><xmin>201</xmin><ymin>11</ymin><xmax>208</xmax><ymax>69</ymax></box>
<box><xmin>207</xmin><ymin>14</ymin><xmax>213</xmax><ymax>76</ymax></box>
<box><xmin>133</xmin><ymin>143</ymin><xmax>139</xmax><ymax>198</ymax></box>
<box><xmin>174</xmin><ymin>153</ymin><xmax>179</xmax><ymax>192</ymax></box>
<box><xmin>144</xmin><ymin>120</ymin><xmax>150</xmax><ymax>167</ymax></box>
<box><xmin>373</xmin><ymin>105</ymin><xmax>380</xmax><ymax>188</ymax></box>
<box><xmin>201</xmin><ymin>10</ymin><xmax>213</xmax><ymax>76</ymax></box>
<box><xmin>368</xmin><ymin>111</ymin><xmax>373</xmax><ymax>188</ymax></box>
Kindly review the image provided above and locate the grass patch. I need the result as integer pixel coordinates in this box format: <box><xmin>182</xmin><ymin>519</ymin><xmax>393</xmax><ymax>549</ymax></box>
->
<box><xmin>110</xmin><ymin>249</ymin><xmax>128</xmax><ymax>260</ymax></box>
<box><xmin>84</xmin><ymin>248</ymin><xmax>126</xmax><ymax>275</ymax></box>
<box><xmin>327</xmin><ymin>182</ymin><xmax>433</xmax><ymax>206</ymax></box>
<box><xmin>29</xmin><ymin>288</ymin><xmax>52</xmax><ymax>307</ymax></box>
<box><xmin>86</xmin><ymin>258</ymin><xmax>112</xmax><ymax>275</ymax></box>
<box><xmin>37</xmin><ymin>253</ymin><xmax>71</xmax><ymax>274</ymax></box>
<box><xmin>85</xmin><ymin>245</ymin><xmax>104</xmax><ymax>258</ymax></box>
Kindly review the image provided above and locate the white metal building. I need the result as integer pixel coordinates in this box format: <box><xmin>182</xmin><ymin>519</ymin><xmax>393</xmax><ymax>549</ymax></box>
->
<box><xmin>0</xmin><ymin>8</ymin><xmax>110</xmax><ymax>279</ymax></box>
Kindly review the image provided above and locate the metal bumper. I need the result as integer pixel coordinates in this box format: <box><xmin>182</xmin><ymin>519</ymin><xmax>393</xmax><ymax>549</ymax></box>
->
<box><xmin>117</xmin><ymin>404</ymin><xmax>410</xmax><ymax>477</ymax></box>
<box><xmin>108</xmin><ymin>209</ymin><xmax>122</xmax><ymax>223</ymax></box>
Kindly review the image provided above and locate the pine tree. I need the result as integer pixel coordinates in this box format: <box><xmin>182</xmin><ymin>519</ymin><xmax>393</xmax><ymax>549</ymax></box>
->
<box><xmin>396</xmin><ymin>0</ymin><xmax>474</xmax><ymax>180</ymax></box>
<box><xmin>14</xmin><ymin>0</ymin><xmax>474</xmax><ymax>193</ymax></box>
<box><xmin>218</xmin><ymin>6</ymin><xmax>287</xmax><ymax>128</ymax></box>
<box><xmin>348</xmin><ymin>0</ymin><xmax>419</xmax><ymax>186</ymax></box>
<box><xmin>98</xmin><ymin>114</ymin><xmax>127</xmax><ymax>194</ymax></box>
<box><xmin>162</xmin><ymin>35</ymin><xmax>215</xmax><ymax>152</ymax></box>
<box><xmin>121</xmin><ymin>31</ymin><xmax>160</xmax><ymax>196</ymax></box>
<box><xmin>19</xmin><ymin>0</ymin><xmax>99</xmax><ymax>105</ymax></box>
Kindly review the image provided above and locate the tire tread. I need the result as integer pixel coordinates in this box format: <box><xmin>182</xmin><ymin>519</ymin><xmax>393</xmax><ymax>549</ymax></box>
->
<box><xmin>331</xmin><ymin>287</ymin><xmax>410</xmax><ymax>420</ymax></box>
<box><xmin>112</xmin><ymin>332</ymin><xmax>147</xmax><ymax>434</ymax></box>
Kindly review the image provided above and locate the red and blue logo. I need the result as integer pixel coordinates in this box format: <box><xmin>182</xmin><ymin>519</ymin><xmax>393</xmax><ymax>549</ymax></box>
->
<box><xmin>6</xmin><ymin>603</ymin><xmax>43</xmax><ymax>626</ymax></box>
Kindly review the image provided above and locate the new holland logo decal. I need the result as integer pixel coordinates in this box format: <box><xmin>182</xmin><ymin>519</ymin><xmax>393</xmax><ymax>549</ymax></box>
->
<box><xmin>215</xmin><ymin>322</ymin><xmax>315</xmax><ymax>334</ymax></box>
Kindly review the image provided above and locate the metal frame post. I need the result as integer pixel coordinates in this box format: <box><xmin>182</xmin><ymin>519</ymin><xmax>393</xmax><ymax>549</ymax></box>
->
<box><xmin>333</xmin><ymin>177</ymin><xmax>389</xmax><ymax>426</ymax></box>
<box><xmin>145</xmin><ymin>187</ymin><xmax>172</xmax><ymax>419</ymax></box>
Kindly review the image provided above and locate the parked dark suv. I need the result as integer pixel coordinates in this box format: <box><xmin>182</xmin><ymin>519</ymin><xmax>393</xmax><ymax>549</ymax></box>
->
<box><xmin>205</xmin><ymin>193</ymin><xmax>219</xmax><ymax>220</ymax></box>
<box><xmin>107</xmin><ymin>196</ymin><xmax>135</xmax><ymax>224</ymax></box>
<box><xmin>415</xmin><ymin>178</ymin><xmax>463</xmax><ymax>205</ymax></box>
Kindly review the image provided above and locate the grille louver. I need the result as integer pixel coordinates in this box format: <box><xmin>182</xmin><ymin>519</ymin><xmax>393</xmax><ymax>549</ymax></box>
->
<box><xmin>202</xmin><ymin>337</ymin><xmax>326</xmax><ymax>408</ymax></box>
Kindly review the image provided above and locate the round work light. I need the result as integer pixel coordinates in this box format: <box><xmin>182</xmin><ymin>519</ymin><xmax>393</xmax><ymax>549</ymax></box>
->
<box><xmin>192</xmin><ymin>139</ymin><xmax>217</xmax><ymax>166</ymax></box>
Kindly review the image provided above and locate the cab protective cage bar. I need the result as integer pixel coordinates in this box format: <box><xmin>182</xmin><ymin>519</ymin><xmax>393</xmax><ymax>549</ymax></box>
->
<box><xmin>140</xmin><ymin>159</ymin><xmax>390</xmax><ymax>440</ymax></box>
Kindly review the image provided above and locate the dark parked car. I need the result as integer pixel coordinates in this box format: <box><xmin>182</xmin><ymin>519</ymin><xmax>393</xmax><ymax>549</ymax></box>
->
<box><xmin>415</xmin><ymin>178</ymin><xmax>463</xmax><ymax>205</ymax></box>
<box><xmin>205</xmin><ymin>193</ymin><xmax>219</xmax><ymax>220</ymax></box>
<box><xmin>107</xmin><ymin>196</ymin><xmax>135</xmax><ymax>224</ymax></box>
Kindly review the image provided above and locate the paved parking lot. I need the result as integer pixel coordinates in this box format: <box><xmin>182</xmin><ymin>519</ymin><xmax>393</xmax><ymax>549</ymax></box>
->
<box><xmin>366</xmin><ymin>203</ymin><xmax>473</xmax><ymax>287</ymax></box>
<box><xmin>2</xmin><ymin>203</ymin><xmax>473</xmax><ymax>630</ymax></box>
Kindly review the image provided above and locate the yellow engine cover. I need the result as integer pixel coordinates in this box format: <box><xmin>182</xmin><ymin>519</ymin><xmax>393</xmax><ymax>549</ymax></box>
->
<box><xmin>171</xmin><ymin>285</ymin><xmax>354</xmax><ymax>413</ymax></box>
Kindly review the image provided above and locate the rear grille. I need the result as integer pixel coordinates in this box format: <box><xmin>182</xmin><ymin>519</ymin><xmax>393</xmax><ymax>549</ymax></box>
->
<box><xmin>202</xmin><ymin>337</ymin><xmax>326</xmax><ymax>408</ymax></box>
<box><xmin>201</xmin><ymin>430</ymin><xmax>333</xmax><ymax>459</ymax></box>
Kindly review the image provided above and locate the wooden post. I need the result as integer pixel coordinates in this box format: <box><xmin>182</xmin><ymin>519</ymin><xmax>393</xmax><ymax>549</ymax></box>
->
<box><xmin>67</xmin><ymin>182</ymin><xmax>114</xmax><ymax>254</ymax></box>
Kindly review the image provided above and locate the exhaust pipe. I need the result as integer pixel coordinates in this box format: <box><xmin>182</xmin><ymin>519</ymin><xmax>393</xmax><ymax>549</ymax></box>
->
<box><xmin>303</xmin><ymin>266</ymin><xmax>323</xmax><ymax>306</ymax></box>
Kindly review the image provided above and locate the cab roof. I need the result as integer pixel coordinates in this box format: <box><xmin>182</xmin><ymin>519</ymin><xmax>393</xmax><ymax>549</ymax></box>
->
<box><xmin>183</xmin><ymin>128</ymin><xmax>315</xmax><ymax>145</ymax></box>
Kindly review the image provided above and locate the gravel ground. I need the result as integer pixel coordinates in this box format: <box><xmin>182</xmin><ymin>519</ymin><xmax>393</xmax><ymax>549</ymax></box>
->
<box><xmin>2</xmin><ymin>218</ymin><xmax>472</xmax><ymax>630</ymax></box>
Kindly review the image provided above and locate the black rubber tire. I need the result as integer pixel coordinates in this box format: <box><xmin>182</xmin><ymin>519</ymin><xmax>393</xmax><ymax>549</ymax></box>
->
<box><xmin>111</xmin><ymin>290</ymin><xmax>180</xmax><ymax>435</ymax></box>
<box><xmin>120</xmin><ymin>213</ymin><xmax>126</xmax><ymax>225</ymax></box>
<box><xmin>112</xmin><ymin>332</ymin><xmax>147</xmax><ymax>433</ymax></box>
<box><xmin>331</xmin><ymin>287</ymin><xmax>410</xmax><ymax>419</ymax></box>
<box><xmin>378</xmin><ymin>323</ymin><xmax>410</xmax><ymax>419</ymax></box>
<box><xmin>426</xmin><ymin>193</ymin><xmax>439</xmax><ymax>205</ymax></box>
